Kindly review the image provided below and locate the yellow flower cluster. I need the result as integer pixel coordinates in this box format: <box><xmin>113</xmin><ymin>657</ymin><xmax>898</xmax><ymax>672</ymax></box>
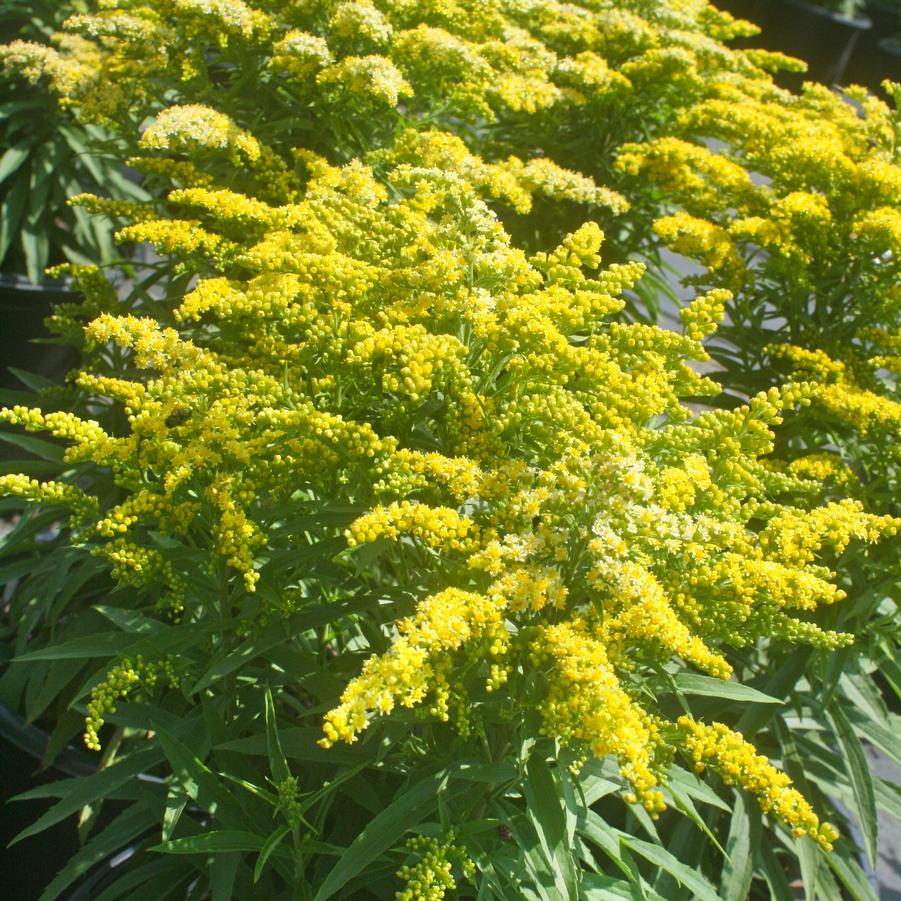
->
<box><xmin>0</xmin><ymin>474</ymin><xmax>98</xmax><ymax>518</ymax></box>
<box><xmin>318</xmin><ymin>53</ymin><xmax>412</xmax><ymax>107</ymax></box>
<box><xmin>320</xmin><ymin>587</ymin><xmax>507</xmax><ymax>745</ymax></box>
<box><xmin>345</xmin><ymin>501</ymin><xmax>478</xmax><ymax>551</ymax></box>
<box><xmin>619</xmin><ymin>76</ymin><xmax>901</xmax><ymax>485</ymax></box>
<box><xmin>140</xmin><ymin>104</ymin><xmax>261</xmax><ymax>162</ymax></box>
<box><xmin>83</xmin><ymin>655</ymin><xmax>174</xmax><ymax>751</ymax></box>
<box><xmin>678</xmin><ymin>716</ymin><xmax>840</xmax><ymax>848</ymax></box>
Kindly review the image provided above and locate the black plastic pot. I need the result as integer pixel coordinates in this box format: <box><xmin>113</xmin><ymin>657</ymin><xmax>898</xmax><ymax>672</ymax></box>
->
<box><xmin>843</xmin><ymin>0</ymin><xmax>901</xmax><ymax>93</ymax></box>
<box><xmin>846</xmin><ymin>34</ymin><xmax>901</xmax><ymax>94</ymax></box>
<box><xmin>0</xmin><ymin>274</ymin><xmax>79</xmax><ymax>391</ymax></box>
<box><xmin>762</xmin><ymin>0</ymin><xmax>872</xmax><ymax>88</ymax></box>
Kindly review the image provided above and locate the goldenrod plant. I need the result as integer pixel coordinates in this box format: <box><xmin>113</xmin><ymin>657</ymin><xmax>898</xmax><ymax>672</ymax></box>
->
<box><xmin>0</xmin><ymin>0</ymin><xmax>145</xmax><ymax>281</ymax></box>
<box><xmin>1</xmin><ymin>2</ymin><xmax>900</xmax><ymax>900</ymax></box>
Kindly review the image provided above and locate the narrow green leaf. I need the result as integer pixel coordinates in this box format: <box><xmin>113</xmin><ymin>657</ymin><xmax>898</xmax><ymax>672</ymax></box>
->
<box><xmin>736</xmin><ymin>652</ymin><xmax>809</xmax><ymax>737</ymax></box>
<box><xmin>15</xmin><ymin>631</ymin><xmax>133</xmax><ymax>662</ymax></box>
<box><xmin>581</xmin><ymin>875</ymin><xmax>646</xmax><ymax>901</ymax></box>
<box><xmin>93</xmin><ymin>860</ymin><xmax>188</xmax><ymax>901</ymax></box>
<box><xmin>577</xmin><ymin>810</ymin><xmax>643</xmax><ymax>887</ymax></box>
<box><xmin>211</xmin><ymin>852</ymin><xmax>241</xmax><ymax>901</ymax></box>
<box><xmin>37</xmin><ymin>802</ymin><xmax>153</xmax><ymax>901</ymax></box>
<box><xmin>796</xmin><ymin>835</ymin><xmax>820</xmax><ymax>899</ymax></box>
<box><xmin>757</xmin><ymin>842</ymin><xmax>795</xmax><ymax>901</ymax></box>
<box><xmin>10</xmin><ymin>748</ymin><xmax>160</xmax><ymax>845</ymax></box>
<box><xmin>0</xmin><ymin>174</ymin><xmax>28</xmax><ymax>263</ymax></box>
<box><xmin>650</xmin><ymin>817</ymin><xmax>699</xmax><ymax>901</ymax></box>
<box><xmin>94</xmin><ymin>606</ymin><xmax>170</xmax><ymax>635</ymax></box>
<box><xmin>825</xmin><ymin>835</ymin><xmax>879</xmax><ymax>901</ymax></box>
<box><xmin>524</xmin><ymin>755</ymin><xmax>579</xmax><ymax>901</ymax></box>
<box><xmin>622</xmin><ymin>837</ymin><xmax>720</xmax><ymax>901</ymax></box>
<box><xmin>720</xmin><ymin>789</ymin><xmax>760</xmax><ymax>901</ymax></box>
<box><xmin>666</xmin><ymin>765</ymin><xmax>730</xmax><ymax>812</ymax></box>
<box><xmin>22</xmin><ymin>221</ymin><xmax>49</xmax><ymax>285</ymax></box>
<box><xmin>264</xmin><ymin>684</ymin><xmax>290</xmax><ymax>785</ymax></box>
<box><xmin>7</xmin><ymin>367</ymin><xmax>61</xmax><ymax>392</ymax></box>
<box><xmin>0</xmin><ymin>145</ymin><xmax>30</xmax><ymax>186</ymax></box>
<box><xmin>845</xmin><ymin>707</ymin><xmax>901</xmax><ymax>768</ymax></box>
<box><xmin>0</xmin><ymin>431</ymin><xmax>64</xmax><ymax>462</ymax></box>
<box><xmin>156</xmin><ymin>730</ymin><xmax>251</xmax><ymax>830</ymax></box>
<box><xmin>830</xmin><ymin>704</ymin><xmax>878</xmax><ymax>868</ymax></box>
<box><xmin>313</xmin><ymin>770</ymin><xmax>448</xmax><ymax>901</ymax></box>
<box><xmin>151</xmin><ymin>831</ymin><xmax>265</xmax><ymax>854</ymax></box>
<box><xmin>162</xmin><ymin>784</ymin><xmax>188</xmax><ymax>842</ymax></box>
<box><xmin>217</xmin><ymin>726</ymin><xmax>370</xmax><ymax>765</ymax></box>
<box><xmin>191</xmin><ymin>596</ymin><xmax>377</xmax><ymax>693</ymax></box>
<box><xmin>255</xmin><ymin>824</ymin><xmax>291</xmax><ymax>883</ymax></box>
<box><xmin>667</xmin><ymin>783</ymin><xmax>726</xmax><ymax>856</ymax></box>
<box><xmin>673</xmin><ymin>673</ymin><xmax>782</xmax><ymax>704</ymax></box>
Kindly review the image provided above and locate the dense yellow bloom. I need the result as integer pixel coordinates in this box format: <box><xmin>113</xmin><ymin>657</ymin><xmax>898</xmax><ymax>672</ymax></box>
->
<box><xmin>679</xmin><ymin>717</ymin><xmax>840</xmax><ymax>849</ymax></box>
<box><xmin>318</xmin><ymin>54</ymin><xmax>412</xmax><ymax>107</ymax></box>
<box><xmin>1</xmin><ymin>13</ymin><xmax>894</xmax><ymax>843</ymax></box>
<box><xmin>140</xmin><ymin>104</ymin><xmax>261</xmax><ymax>162</ymax></box>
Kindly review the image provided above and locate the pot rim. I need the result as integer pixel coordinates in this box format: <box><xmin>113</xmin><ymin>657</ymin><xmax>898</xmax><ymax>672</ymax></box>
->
<box><xmin>784</xmin><ymin>0</ymin><xmax>873</xmax><ymax>28</ymax></box>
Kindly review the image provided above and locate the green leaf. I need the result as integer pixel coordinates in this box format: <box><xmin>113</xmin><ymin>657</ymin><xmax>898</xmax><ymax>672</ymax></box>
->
<box><xmin>0</xmin><ymin>145</ymin><xmax>30</xmax><ymax>186</ymax></box>
<box><xmin>151</xmin><ymin>831</ymin><xmax>265</xmax><ymax>854</ymax></box>
<box><xmin>523</xmin><ymin>755</ymin><xmax>579</xmax><ymax>901</ymax></box>
<box><xmin>672</xmin><ymin>673</ymin><xmax>782</xmax><ymax>704</ymax></box>
<box><xmin>829</xmin><ymin>704</ymin><xmax>878</xmax><ymax>868</ymax></box>
<box><xmin>37</xmin><ymin>802</ymin><xmax>154</xmax><ymax>901</ymax></box>
<box><xmin>622</xmin><ymin>837</ymin><xmax>720</xmax><ymax>901</ymax></box>
<box><xmin>758</xmin><ymin>842</ymin><xmax>795</xmax><ymax>901</ymax></box>
<box><xmin>14</xmin><ymin>631</ymin><xmax>134</xmax><ymax>661</ymax></box>
<box><xmin>211</xmin><ymin>852</ymin><xmax>241</xmax><ymax>901</ymax></box>
<box><xmin>0</xmin><ymin>431</ymin><xmax>64</xmax><ymax>462</ymax></box>
<box><xmin>577</xmin><ymin>810</ymin><xmax>641</xmax><ymax>886</ymax></box>
<box><xmin>736</xmin><ymin>652</ymin><xmax>809</xmax><ymax>737</ymax></box>
<box><xmin>162</xmin><ymin>782</ymin><xmax>188</xmax><ymax>843</ymax></box>
<box><xmin>579</xmin><ymin>873</ymin><xmax>663</xmax><ymax>901</ymax></box>
<box><xmin>719</xmin><ymin>789</ymin><xmax>760</xmax><ymax>901</ymax></box>
<box><xmin>796</xmin><ymin>835</ymin><xmax>820</xmax><ymax>899</ymax></box>
<box><xmin>155</xmin><ymin>730</ymin><xmax>252</xmax><ymax>830</ymax></box>
<box><xmin>190</xmin><ymin>595</ymin><xmax>378</xmax><ymax>693</ymax></box>
<box><xmin>255</xmin><ymin>824</ymin><xmax>291</xmax><ymax>883</ymax></box>
<box><xmin>264</xmin><ymin>684</ymin><xmax>290</xmax><ymax>785</ymax></box>
<box><xmin>825</xmin><ymin>835</ymin><xmax>879</xmax><ymax>901</ymax></box>
<box><xmin>22</xmin><ymin>219</ymin><xmax>50</xmax><ymax>285</ymax></box>
<box><xmin>845</xmin><ymin>707</ymin><xmax>901</xmax><ymax>769</ymax></box>
<box><xmin>10</xmin><ymin>748</ymin><xmax>161</xmax><ymax>845</ymax></box>
<box><xmin>667</xmin><ymin>783</ymin><xmax>726</xmax><ymax>857</ymax></box>
<box><xmin>313</xmin><ymin>769</ymin><xmax>448</xmax><ymax>901</ymax></box>
<box><xmin>7</xmin><ymin>367</ymin><xmax>61</xmax><ymax>392</ymax></box>
<box><xmin>650</xmin><ymin>818</ymin><xmax>700</xmax><ymax>901</ymax></box>
<box><xmin>217</xmin><ymin>726</ymin><xmax>370</xmax><ymax>765</ymax></box>
<box><xmin>666</xmin><ymin>765</ymin><xmax>730</xmax><ymax>812</ymax></box>
<box><xmin>0</xmin><ymin>173</ymin><xmax>28</xmax><ymax>264</ymax></box>
<box><xmin>94</xmin><ymin>606</ymin><xmax>170</xmax><ymax>635</ymax></box>
<box><xmin>93</xmin><ymin>860</ymin><xmax>189</xmax><ymax>901</ymax></box>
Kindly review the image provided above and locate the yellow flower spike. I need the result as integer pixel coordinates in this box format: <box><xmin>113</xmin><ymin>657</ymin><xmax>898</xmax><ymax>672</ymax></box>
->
<box><xmin>321</xmin><ymin>588</ymin><xmax>505</xmax><ymax>746</ymax></box>
<box><xmin>678</xmin><ymin>717</ymin><xmax>839</xmax><ymax>849</ymax></box>
<box><xmin>346</xmin><ymin>501</ymin><xmax>478</xmax><ymax>553</ymax></box>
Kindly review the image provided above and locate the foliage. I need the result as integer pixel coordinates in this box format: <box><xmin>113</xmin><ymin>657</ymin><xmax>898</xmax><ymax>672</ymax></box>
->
<box><xmin>0</xmin><ymin>1</ymin><xmax>900</xmax><ymax>899</ymax></box>
<box><xmin>0</xmin><ymin>0</ymin><xmax>145</xmax><ymax>282</ymax></box>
